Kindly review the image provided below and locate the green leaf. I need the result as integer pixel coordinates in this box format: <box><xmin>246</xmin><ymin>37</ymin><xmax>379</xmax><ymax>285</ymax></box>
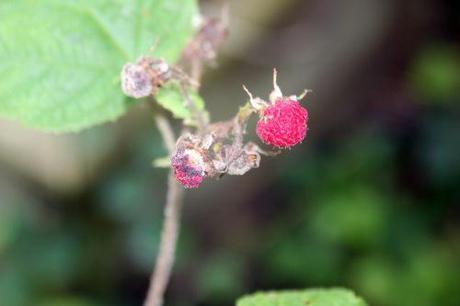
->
<box><xmin>156</xmin><ymin>85</ymin><xmax>206</xmax><ymax>120</ymax></box>
<box><xmin>0</xmin><ymin>0</ymin><xmax>197</xmax><ymax>132</ymax></box>
<box><xmin>236</xmin><ymin>288</ymin><xmax>367</xmax><ymax>306</ymax></box>
<box><xmin>36</xmin><ymin>297</ymin><xmax>96</xmax><ymax>306</ymax></box>
<box><xmin>410</xmin><ymin>44</ymin><xmax>460</xmax><ymax>103</ymax></box>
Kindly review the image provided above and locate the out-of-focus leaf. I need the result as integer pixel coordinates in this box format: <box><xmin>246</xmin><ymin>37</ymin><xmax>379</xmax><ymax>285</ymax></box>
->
<box><xmin>416</xmin><ymin>113</ymin><xmax>460</xmax><ymax>191</ymax></box>
<box><xmin>237</xmin><ymin>289</ymin><xmax>367</xmax><ymax>306</ymax></box>
<box><xmin>0</xmin><ymin>0</ymin><xmax>197</xmax><ymax>132</ymax></box>
<box><xmin>125</xmin><ymin>222</ymin><xmax>161</xmax><ymax>271</ymax></box>
<box><xmin>0</xmin><ymin>266</ymin><xmax>31</xmax><ymax>306</ymax></box>
<box><xmin>98</xmin><ymin>175</ymin><xmax>151</xmax><ymax>224</ymax></box>
<box><xmin>197</xmin><ymin>253</ymin><xmax>244</xmax><ymax>301</ymax></box>
<box><xmin>350</xmin><ymin>257</ymin><xmax>396</xmax><ymax>305</ymax></box>
<box><xmin>266</xmin><ymin>232</ymin><xmax>344</xmax><ymax>284</ymax></box>
<box><xmin>410</xmin><ymin>44</ymin><xmax>460</xmax><ymax>103</ymax></box>
<box><xmin>37</xmin><ymin>297</ymin><xmax>97</xmax><ymax>306</ymax></box>
<box><xmin>0</xmin><ymin>178</ymin><xmax>42</xmax><ymax>253</ymax></box>
<box><xmin>0</xmin><ymin>201</ymin><xmax>21</xmax><ymax>252</ymax></box>
<box><xmin>14</xmin><ymin>233</ymin><xmax>80</xmax><ymax>288</ymax></box>
<box><xmin>310</xmin><ymin>186</ymin><xmax>389</xmax><ymax>248</ymax></box>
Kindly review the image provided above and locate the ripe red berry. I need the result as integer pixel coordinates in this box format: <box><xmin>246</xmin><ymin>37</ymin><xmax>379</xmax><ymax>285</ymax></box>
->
<box><xmin>256</xmin><ymin>97</ymin><xmax>308</xmax><ymax>148</ymax></box>
<box><xmin>171</xmin><ymin>148</ymin><xmax>206</xmax><ymax>188</ymax></box>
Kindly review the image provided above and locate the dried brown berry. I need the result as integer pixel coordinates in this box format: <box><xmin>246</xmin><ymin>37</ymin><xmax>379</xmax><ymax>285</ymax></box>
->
<box><xmin>120</xmin><ymin>57</ymin><xmax>174</xmax><ymax>98</ymax></box>
<box><xmin>121</xmin><ymin>63</ymin><xmax>153</xmax><ymax>98</ymax></box>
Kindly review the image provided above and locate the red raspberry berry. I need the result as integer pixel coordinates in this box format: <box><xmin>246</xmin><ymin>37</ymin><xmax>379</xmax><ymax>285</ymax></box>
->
<box><xmin>171</xmin><ymin>148</ymin><xmax>206</xmax><ymax>188</ymax></box>
<box><xmin>256</xmin><ymin>97</ymin><xmax>308</xmax><ymax>148</ymax></box>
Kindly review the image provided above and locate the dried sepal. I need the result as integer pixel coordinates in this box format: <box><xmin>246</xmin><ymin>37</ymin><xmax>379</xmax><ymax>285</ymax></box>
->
<box><xmin>227</xmin><ymin>142</ymin><xmax>261</xmax><ymax>175</ymax></box>
<box><xmin>182</xmin><ymin>14</ymin><xmax>229</xmax><ymax>64</ymax></box>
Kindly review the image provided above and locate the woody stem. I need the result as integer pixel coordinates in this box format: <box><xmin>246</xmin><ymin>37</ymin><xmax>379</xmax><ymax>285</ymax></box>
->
<box><xmin>143</xmin><ymin>114</ymin><xmax>184</xmax><ymax>306</ymax></box>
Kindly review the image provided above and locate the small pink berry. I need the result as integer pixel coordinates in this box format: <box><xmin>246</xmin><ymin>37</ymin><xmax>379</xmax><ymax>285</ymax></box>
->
<box><xmin>256</xmin><ymin>97</ymin><xmax>308</xmax><ymax>148</ymax></box>
<box><xmin>171</xmin><ymin>148</ymin><xmax>206</xmax><ymax>188</ymax></box>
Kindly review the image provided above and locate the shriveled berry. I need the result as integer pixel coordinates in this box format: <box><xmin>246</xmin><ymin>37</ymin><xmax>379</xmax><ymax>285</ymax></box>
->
<box><xmin>121</xmin><ymin>63</ymin><xmax>153</xmax><ymax>98</ymax></box>
<box><xmin>256</xmin><ymin>98</ymin><xmax>308</xmax><ymax>148</ymax></box>
<box><xmin>171</xmin><ymin>148</ymin><xmax>206</xmax><ymax>188</ymax></box>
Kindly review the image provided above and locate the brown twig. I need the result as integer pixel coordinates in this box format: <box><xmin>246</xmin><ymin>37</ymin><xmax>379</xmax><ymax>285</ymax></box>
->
<box><xmin>143</xmin><ymin>114</ymin><xmax>184</xmax><ymax>306</ymax></box>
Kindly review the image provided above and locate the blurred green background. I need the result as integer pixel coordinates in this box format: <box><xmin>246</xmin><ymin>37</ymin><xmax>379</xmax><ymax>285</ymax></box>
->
<box><xmin>0</xmin><ymin>0</ymin><xmax>459</xmax><ymax>305</ymax></box>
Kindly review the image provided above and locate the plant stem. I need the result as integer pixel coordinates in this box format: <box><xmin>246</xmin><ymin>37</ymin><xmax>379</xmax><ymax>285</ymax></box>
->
<box><xmin>144</xmin><ymin>114</ymin><xmax>184</xmax><ymax>306</ymax></box>
<box><xmin>154</xmin><ymin>113</ymin><xmax>177</xmax><ymax>153</ymax></box>
<box><xmin>179</xmin><ymin>83</ymin><xmax>208</xmax><ymax>132</ymax></box>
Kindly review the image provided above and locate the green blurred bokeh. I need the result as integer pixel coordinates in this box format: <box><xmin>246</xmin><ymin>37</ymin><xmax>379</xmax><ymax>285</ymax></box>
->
<box><xmin>0</xmin><ymin>0</ymin><xmax>459</xmax><ymax>306</ymax></box>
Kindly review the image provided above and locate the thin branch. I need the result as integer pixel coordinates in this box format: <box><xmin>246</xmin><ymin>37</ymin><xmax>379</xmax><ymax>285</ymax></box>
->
<box><xmin>143</xmin><ymin>114</ymin><xmax>184</xmax><ymax>306</ymax></box>
<box><xmin>190</xmin><ymin>59</ymin><xmax>203</xmax><ymax>89</ymax></box>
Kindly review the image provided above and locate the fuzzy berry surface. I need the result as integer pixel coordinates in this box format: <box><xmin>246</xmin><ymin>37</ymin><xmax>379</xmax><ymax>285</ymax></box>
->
<box><xmin>256</xmin><ymin>98</ymin><xmax>308</xmax><ymax>148</ymax></box>
<box><xmin>171</xmin><ymin>148</ymin><xmax>206</xmax><ymax>188</ymax></box>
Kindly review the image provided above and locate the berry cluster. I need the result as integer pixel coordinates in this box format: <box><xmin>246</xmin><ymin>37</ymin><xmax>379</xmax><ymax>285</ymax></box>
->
<box><xmin>171</xmin><ymin>70</ymin><xmax>310</xmax><ymax>189</ymax></box>
<box><xmin>119</xmin><ymin>8</ymin><xmax>310</xmax><ymax>190</ymax></box>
